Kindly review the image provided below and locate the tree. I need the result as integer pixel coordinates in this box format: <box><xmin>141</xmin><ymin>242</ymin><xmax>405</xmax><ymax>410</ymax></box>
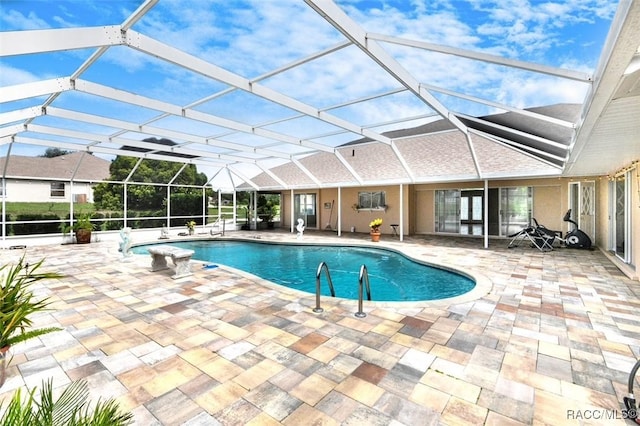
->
<box><xmin>40</xmin><ymin>147</ymin><xmax>71</xmax><ymax>158</ymax></box>
<box><xmin>93</xmin><ymin>138</ymin><xmax>210</xmax><ymax>214</ymax></box>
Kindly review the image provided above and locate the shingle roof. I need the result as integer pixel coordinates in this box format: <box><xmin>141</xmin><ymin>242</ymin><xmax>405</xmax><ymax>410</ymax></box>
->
<box><xmin>239</xmin><ymin>104</ymin><xmax>568</xmax><ymax>189</ymax></box>
<box><xmin>0</xmin><ymin>152</ymin><xmax>110</xmax><ymax>181</ymax></box>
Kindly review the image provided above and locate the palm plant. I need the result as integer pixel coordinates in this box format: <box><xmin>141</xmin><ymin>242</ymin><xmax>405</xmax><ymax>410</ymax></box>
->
<box><xmin>0</xmin><ymin>256</ymin><xmax>62</xmax><ymax>350</ymax></box>
<box><xmin>0</xmin><ymin>378</ymin><xmax>133</xmax><ymax>426</ymax></box>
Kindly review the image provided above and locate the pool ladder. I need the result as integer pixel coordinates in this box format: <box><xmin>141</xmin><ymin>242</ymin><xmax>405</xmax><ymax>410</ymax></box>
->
<box><xmin>313</xmin><ymin>262</ymin><xmax>371</xmax><ymax>317</ymax></box>
<box><xmin>313</xmin><ymin>262</ymin><xmax>335</xmax><ymax>313</ymax></box>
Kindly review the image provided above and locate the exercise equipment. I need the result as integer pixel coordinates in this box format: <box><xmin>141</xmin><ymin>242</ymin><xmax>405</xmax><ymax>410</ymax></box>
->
<box><xmin>623</xmin><ymin>358</ymin><xmax>640</xmax><ymax>424</ymax></box>
<box><xmin>508</xmin><ymin>219</ymin><xmax>557</xmax><ymax>252</ymax></box>
<box><xmin>563</xmin><ymin>209</ymin><xmax>592</xmax><ymax>249</ymax></box>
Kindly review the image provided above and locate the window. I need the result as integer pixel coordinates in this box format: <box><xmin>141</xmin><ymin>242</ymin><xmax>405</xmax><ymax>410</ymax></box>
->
<box><xmin>50</xmin><ymin>182</ymin><xmax>65</xmax><ymax>197</ymax></box>
<box><xmin>358</xmin><ymin>191</ymin><xmax>386</xmax><ymax>209</ymax></box>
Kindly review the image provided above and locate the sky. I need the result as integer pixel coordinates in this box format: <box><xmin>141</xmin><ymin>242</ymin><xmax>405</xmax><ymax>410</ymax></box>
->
<box><xmin>0</xmin><ymin>0</ymin><xmax>621</xmax><ymax>183</ymax></box>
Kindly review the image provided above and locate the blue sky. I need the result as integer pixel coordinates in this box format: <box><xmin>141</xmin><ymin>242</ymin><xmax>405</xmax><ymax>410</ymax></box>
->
<box><xmin>0</xmin><ymin>0</ymin><xmax>621</xmax><ymax>172</ymax></box>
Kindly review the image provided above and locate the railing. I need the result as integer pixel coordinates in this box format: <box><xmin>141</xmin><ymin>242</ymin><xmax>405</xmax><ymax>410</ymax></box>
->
<box><xmin>207</xmin><ymin>218</ymin><xmax>225</xmax><ymax>236</ymax></box>
<box><xmin>355</xmin><ymin>264</ymin><xmax>372</xmax><ymax>318</ymax></box>
<box><xmin>313</xmin><ymin>261</ymin><xmax>336</xmax><ymax>313</ymax></box>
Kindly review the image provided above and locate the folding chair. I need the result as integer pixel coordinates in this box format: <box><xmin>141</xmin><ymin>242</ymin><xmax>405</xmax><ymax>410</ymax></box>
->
<box><xmin>508</xmin><ymin>221</ymin><xmax>556</xmax><ymax>252</ymax></box>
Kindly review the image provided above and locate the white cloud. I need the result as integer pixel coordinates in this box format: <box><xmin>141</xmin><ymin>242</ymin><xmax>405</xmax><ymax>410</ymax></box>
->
<box><xmin>0</xmin><ymin>9</ymin><xmax>50</xmax><ymax>30</ymax></box>
<box><xmin>0</xmin><ymin>64</ymin><xmax>48</xmax><ymax>86</ymax></box>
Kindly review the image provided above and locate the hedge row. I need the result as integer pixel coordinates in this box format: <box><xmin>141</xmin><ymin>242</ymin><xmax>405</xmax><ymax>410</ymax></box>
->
<box><xmin>2</xmin><ymin>211</ymin><xmax>205</xmax><ymax>235</ymax></box>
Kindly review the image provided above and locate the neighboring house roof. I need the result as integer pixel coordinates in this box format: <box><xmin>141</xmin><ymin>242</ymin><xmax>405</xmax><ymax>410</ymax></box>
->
<box><xmin>0</xmin><ymin>152</ymin><xmax>110</xmax><ymax>181</ymax></box>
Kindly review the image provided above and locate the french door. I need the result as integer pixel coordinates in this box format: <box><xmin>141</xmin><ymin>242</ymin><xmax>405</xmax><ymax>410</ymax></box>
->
<box><xmin>294</xmin><ymin>193</ymin><xmax>317</xmax><ymax>229</ymax></box>
<box><xmin>460</xmin><ymin>190</ymin><xmax>483</xmax><ymax>235</ymax></box>
<box><xmin>612</xmin><ymin>173</ymin><xmax>630</xmax><ymax>262</ymax></box>
<box><xmin>569</xmin><ymin>181</ymin><xmax>595</xmax><ymax>240</ymax></box>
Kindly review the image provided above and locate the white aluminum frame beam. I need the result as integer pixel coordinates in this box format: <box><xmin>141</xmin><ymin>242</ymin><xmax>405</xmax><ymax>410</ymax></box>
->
<box><xmin>304</xmin><ymin>0</ymin><xmax>469</xmax><ymax>136</ymax></box>
<box><xmin>458</xmin><ymin>114</ymin><xmax>570</xmax><ymax>151</ymax></box>
<box><xmin>124</xmin><ymin>29</ymin><xmax>394</xmax><ymax>146</ymax></box>
<box><xmin>421</xmin><ymin>83</ymin><xmax>576</xmax><ymax>129</ymax></box>
<box><xmin>368</xmin><ymin>33</ymin><xmax>593</xmax><ymax>83</ymax></box>
<box><xmin>0</xmin><ymin>78</ymin><xmax>73</xmax><ymax>103</ymax></box>
<box><xmin>72</xmin><ymin>79</ymin><xmax>336</xmax><ymax>153</ymax></box>
<box><xmin>24</xmin><ymin>123</ymin><xmax>276</xmax><ymax>165</ymax></box>
<box><xmin>45</xmin><ymin>107</ymin><xmax>295</xmax><ymax>160</ymax></box>
<box><xmin>0</xmin><ymin>26</ymin><xmax>124</xmax><ymax>57</ymax></box>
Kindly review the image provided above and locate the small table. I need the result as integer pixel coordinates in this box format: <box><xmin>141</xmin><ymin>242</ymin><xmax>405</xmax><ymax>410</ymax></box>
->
<box><xmin>390</xmin><ymin>224</ymin><xmax>399</xmax><ymax>237</ymax></box>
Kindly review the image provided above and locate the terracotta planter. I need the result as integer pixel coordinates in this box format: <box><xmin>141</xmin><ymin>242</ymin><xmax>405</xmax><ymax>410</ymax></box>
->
<box><xmin>0</xmin><ymin>345</ymin><xmax>9</xmax><ymax>388</ymax></box>
<box><xmin>370</xmin><ymin>231</ymin><xmax>381</xmax><ymax>242</ymax></box>
<box><xmin>75</xmin><ymin>229</ymin><xmax>92</xmax><ymax>244</ymax></box>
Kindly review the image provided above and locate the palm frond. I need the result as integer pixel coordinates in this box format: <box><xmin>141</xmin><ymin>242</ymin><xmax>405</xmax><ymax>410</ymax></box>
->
<box><xmin>0</xmin><ymin>379</ymin><xmax>133</xmax><ymax>426</ymax></box>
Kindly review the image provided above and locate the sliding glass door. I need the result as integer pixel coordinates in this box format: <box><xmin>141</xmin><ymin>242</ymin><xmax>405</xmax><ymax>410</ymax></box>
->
<box><xmin>435</xmin><ymin>186</ymin><xmax>531</xmax><ymax>237</ymax></box>
<box><xmin>500</xmin><ymin>187</ymin><xmax>532</xmax><ymax>237</ymax></box>
<box><xmin>435</xmin><ymin>190</ymin><xmax>460</xmax><ymax>233</ymax></box>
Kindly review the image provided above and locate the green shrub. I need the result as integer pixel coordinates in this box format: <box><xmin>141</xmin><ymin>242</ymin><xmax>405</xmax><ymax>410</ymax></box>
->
<box><xmin>12</xmin><ymin>214</ymin><xmax>61</xmax><ymax>235</ymax></box>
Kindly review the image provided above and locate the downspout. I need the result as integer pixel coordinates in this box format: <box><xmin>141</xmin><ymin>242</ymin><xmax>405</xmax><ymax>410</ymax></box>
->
<box><xmin>290</xmin><ymin>189</ymin><xmax>295</xmax><ymax>233</ymax></box>
<box><xmin>399</xmin><ymin>183</ymin><xmax>404</xmax><ymax>241</ymax></box>
<box><xmin>233</xmin><ymin>191</ymin><xmax>237</xmax><ymax>229</ymax></box>
<box><xmin>484</xmin><ymin>179</ymin><xmax>489</xmax><ymax>248</ymax></box>
<box><xmin>1</xmin><ymin>178</ymin><xmax>5</xmax><ymax>246</ymax></box>
<box><xmin>252</xmin><ymin>190</ymin><xmax>257</xmax><ymax>230</ymax></box>
<box><xmin>337</xmin><ymin>186</ymin><xmax>342</xmax><ymax>236</ymax></box>
<box><xmin>202</xmin><ymin>187</ymin><xmax>206</xmax><ymax>229</ymax></box>
<box><xmin>163</xmin><ymin>184</ymin><xmax>168</xmax><ymax>229</ymax></box>
<box><xmin>124</xmin><ymin>183</ymin><xmax>128</xmax><ymax>228</ymax></box>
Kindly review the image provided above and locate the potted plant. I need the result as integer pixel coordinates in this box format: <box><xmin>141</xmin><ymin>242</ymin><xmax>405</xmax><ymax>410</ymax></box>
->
<box><xmin>62</xmin><ymin>213</ymin><xmax>95</xmax><ymax>244</ymax></box>
<box><xmin>369</xmin><ymin>218</ymin><xmax>383</xmax><ymax>242</ymax></box>
<box><xmin>0</xmin><ymin>256</ymin><xmax>62</xmax><ymax>388</ymax></box>
<box><xmin>186</xmin><ymin>220</ymin><xmax>196</xmax><ymax>235</ymax></box>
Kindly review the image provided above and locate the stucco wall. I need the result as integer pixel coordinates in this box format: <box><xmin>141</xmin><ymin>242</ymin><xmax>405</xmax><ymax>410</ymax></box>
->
<box><xmin>276</xmin><ymin>172</ymin><xmax>637</xmax><ymax>281</ymax></box>
<box><xmin>281</xmin><ymin>186</ymin><xmax>408</xmax><ymax>235</ymax></box>
<box><xmin>3</xmin><ymin>179</ymin><xmax>96</xmax><ymax>203</ymax></box>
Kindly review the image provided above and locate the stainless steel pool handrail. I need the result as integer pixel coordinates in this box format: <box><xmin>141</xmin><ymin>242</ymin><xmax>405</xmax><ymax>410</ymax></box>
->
<box><xmin>355</xmin><ymin>264</ymin><xmax>372</xmax><ymax>318</ymax></box>
<box><xmin>313</xmin><ymin>261</ymin><xmax>336</xmax><ymax>313</ymax></box>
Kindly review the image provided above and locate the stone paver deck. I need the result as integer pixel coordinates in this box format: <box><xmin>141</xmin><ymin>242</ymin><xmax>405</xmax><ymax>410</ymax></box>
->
<box><xmin>1</xmin><ymin>230</ymin><xmax>638</xmax><ymax>425</ymax></box>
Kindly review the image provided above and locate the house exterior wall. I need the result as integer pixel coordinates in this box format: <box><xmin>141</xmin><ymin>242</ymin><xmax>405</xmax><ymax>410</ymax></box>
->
<box><xmin>280</xmin><ymin>186</ymin><xmax>409</xmax><ymax>235</ymax></box>
<box><xmin>277</xmin><ymin>171</ymin><xmax>637</xmax><ymax>280</ymax></box>
<box><xmin>2</xmin><ymin>179</ymin><xmax>97</xmax><ymax>203</ymax></box>
<box><xmin>595</xmin><ymin>166</ymin><xmax>638</xmax><ymax>280</ymax></box>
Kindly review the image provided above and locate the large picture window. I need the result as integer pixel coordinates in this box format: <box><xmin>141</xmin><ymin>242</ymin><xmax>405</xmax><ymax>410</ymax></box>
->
<box><xmin>358</xmin><ymin>191</ymin><xmax>386</xmax><ymax>209</ymax></box>
<box><xmin>50</xmin><ymin>182</ymin><xmax>65</xmax><ymax>197</ymax></box>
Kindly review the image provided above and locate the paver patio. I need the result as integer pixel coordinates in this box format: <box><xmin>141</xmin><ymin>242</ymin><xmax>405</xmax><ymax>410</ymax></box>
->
<box><xmin>1</xmin><ymin>230</ymin><xmax>638</xmax><ymax>425</ymax></box>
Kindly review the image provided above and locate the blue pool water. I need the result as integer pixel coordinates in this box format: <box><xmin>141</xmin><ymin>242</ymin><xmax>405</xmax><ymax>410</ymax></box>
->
<box><xmin>133</xmin><ymin>240</ymin><xmax>475</xmax><ymax>302</ymax></box>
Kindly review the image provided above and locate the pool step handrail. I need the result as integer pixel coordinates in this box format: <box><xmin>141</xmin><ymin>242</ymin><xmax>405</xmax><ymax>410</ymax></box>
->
<box><xmin>313</xmin><ymin>261</ymin><xmax>336</xmax><ymax>313</ymax></box>
<box><xmin>355</xmin><ymin>264</ymin><xmax>372</xmax><ymax>318</ymax></box>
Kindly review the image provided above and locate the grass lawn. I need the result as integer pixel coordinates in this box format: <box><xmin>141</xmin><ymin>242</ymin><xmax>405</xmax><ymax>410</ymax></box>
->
<box><xmin>1</xmin><ymin>202</ymin><xmax>95</xmax><ymax>217</ymax></box>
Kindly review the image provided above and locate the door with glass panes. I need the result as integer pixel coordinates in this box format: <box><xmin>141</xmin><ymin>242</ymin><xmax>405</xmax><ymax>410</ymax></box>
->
<box><xmin>460</xmin><ymin>190</ymin><xmax>483</xmax><ymax>235</ymax></box>
<box><xmin>294</xmin><ymin>194</ymin><xmax>317</xmax><ymax>229</ymax></box>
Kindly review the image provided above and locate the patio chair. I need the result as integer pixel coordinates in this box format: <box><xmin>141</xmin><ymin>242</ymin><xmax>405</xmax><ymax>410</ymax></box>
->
<box><xmin>507</xmin><ymin>220</ymin><xmax>557</xmax><ymax>252</ymax></box>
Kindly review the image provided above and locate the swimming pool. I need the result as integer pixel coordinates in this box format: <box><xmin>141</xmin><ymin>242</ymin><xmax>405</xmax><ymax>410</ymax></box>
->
<box><xmin>133</xmin><ymin>240</ymin><xmax>475</xmax><ymax>302</ymax></box>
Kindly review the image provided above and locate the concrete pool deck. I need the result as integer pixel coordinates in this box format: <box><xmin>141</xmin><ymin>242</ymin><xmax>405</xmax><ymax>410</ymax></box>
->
<box><xmin>1</xmin><ymin>230</ymin><xmax>638</xmax><ymax>425</ymax></box>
